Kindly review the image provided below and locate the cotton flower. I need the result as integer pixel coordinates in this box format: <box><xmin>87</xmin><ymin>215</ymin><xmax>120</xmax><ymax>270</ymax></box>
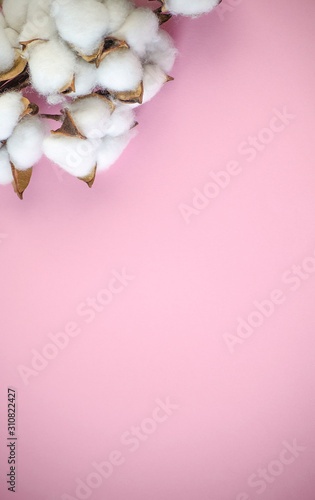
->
<box><xmin>0</xmin><ymin>92</ymin><xmax>26</xmax><ymax>141</ymax></box>
<box><xmin>162</xmin><ymin>0</ymin><xmax>221</xmax><ymax>16</ymax></box>
<box><xmin>0</xmin><ymin>25</ymin><xmax>15</xmax><ymax>74</ymax></box>
<box><xmin>0</xmin><ymin>0</ymin><xmax>222</xmax><ymax>197</ymax></box>
<box><xmin>28</xmin><ymin>39</ymin><xmax>76</xmax><ymax>96</ymax></box>
<box><xmin>97</xmin><ymin>48</ymin><xmax>143</xmax><ymax>92</ymax></box>
<box><xmin>6</xmin><ymin>115</ymin><xmax>44</xmax><ymax>171</ymax></box>
<box><xmin>2</xmin><ymin>0</ymin><xmax>29</xmax><ymax>32</ymax></box>
<box><xmin>43</xmin><ymin>94</ymin><xmax>136</xmax><ymax>182</ymax></box>
<box><xmin>0</xmin><ymin>91</ymin><xmax>44</xmax><ymax>198</ymax></box>
<box><xmin>51</xmin><ymin>0</ymin><xmax>110</xmax><ymax>56</ymax></box>
<box><xmin>113</xmin><ymin>8</ymin><xmax>159</xmax><ymax>57</ymax></box>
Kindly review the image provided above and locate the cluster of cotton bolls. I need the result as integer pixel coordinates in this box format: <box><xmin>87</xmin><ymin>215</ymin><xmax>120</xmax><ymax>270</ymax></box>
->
<box><xmin>0</xmin><ymin>0</ymin><xmax>220</xmax><ymax>198</ymax></box>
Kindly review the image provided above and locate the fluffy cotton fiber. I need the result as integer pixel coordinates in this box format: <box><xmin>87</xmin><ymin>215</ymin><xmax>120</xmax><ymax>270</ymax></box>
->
<box><xmin>0</xmin><ymin>147</ymin><xmax>13</xmax><ymax>185</ymax></box>
<box><xmin>28</xmin><ymin>39</ymin><xmax>76</xmax><ymax>95</ymax></box>
<box><xmin>51</xmin><ymin>0</ymin><xmax>110</xmax><ymax>55</ymax></box>
<box><xmin>0</xmin><ymin>92</ymin><xmax>25</xmax><ymax>141</ymax></box>
<box><xmin>96</xmin><ymin>130</ymin><xmax>136</xmax><ymax>171</ymax></box>
<box><xmin>145</xmin><ymin>30</ymin><xmax>177</xmax><ymax>74</ymax></box>
<box><xmin>114</xmin><ymin>8</ymin><xmax>159</xmax><ymax>57</ymax></box>
<box><xmin>164</xmin><ymin>0</ymin><xmax>220</xmax><ymax>16</ymax></box>
<box><xmin>141</xmin><ymin>64</ymin><xmax>169</xmax><ymax>104</ymax></box>
<box><xmin>104</xmin><ymin>0</ymin><xmax>135</xmax><ymax>33</ymax></box>
<box><xmin>2</xmin><ymin>0</ymin><xmax>29</xmax><ymax>32</ymax></box>
<box><xmin>67</xmin><ymin>96</ymin><xmax>112</xmax><ymax>139</ymax></box>
<box><xmin>43</xmin><ymin>135</ymin><xmax>98</xmax><ymax>178</ymax></box>
<box><xmin>7</xmin><ymin>116</ymin><xmax>45</xmax><ymax>171</ymax></box>
<box><xmin>97</xmin><ymin>49</ymin><xmax>143</xmax><ymax>92</ymax></box>
<box><xmin>106</xmin><ymin>105</ymin><xmax>135</xmax><ymax>137</ymax></box>
<box><xmin>71</xmin><ymin>59</ymin><xmax>97</xmax><ymax>98</ymax></box>
<box><xmin>0</xmin><ymin>26</ymin><xmax>15</xmax><ymax>74</ymax></box>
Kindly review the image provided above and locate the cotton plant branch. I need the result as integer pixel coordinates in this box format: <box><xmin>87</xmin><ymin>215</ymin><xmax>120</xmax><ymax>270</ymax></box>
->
<box><xmin>0</xmin><ymin>0</ymin><xmax>221</xmax><ymax>199</ymax></box>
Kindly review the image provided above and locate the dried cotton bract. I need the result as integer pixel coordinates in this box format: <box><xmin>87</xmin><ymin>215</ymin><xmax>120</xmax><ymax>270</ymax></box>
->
<box><xmin>0</xmin><ymin>0</ymin><xmax>221</xmax><ymax>198</ymax></box>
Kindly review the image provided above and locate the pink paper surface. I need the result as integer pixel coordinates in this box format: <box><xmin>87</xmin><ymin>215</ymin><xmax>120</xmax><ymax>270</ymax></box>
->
<box><xmin>1</xmin><ymin>1</ymin><xmax>315</xmax><ymax>499</ymax></box>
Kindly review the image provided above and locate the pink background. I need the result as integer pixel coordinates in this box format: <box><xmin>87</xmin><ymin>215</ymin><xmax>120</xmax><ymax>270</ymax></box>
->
<box><xmin>1</xmin><ymin>0</ymin><xmax>315</xmax><ymax>499</ymax></box>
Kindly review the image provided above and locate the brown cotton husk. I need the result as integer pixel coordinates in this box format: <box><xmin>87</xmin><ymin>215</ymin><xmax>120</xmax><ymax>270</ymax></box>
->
<box><xmin>11</xmin><ymin>163</ymin><xmax>33</xmax><ymax>200</ymax></box>
<box><xmin>165</xmin><ymin>75</ymin><xmax>174</xmax><ymax>83</ymax></box>
<box><xmin>0</xmin><ymin>65</ymin><xmax>30</xmax><ymax>94</ymax></box>
<box><xmin>149</xmin><ymin>0</ymin><xmax>168</xmax><ymax>13</ymax></box>
<box><xmin>20</xmin><ymin>39</ymin><xmax>46</xmax><ymax>51</ymax></box>
<box><xmin>51</xmin><ymin>109</ymin><xmax>86</xmax><ymax>139</ymax></box>
<box><xmin>111</xmin><ymin>82</ymin><xmax>144</xmax><ymax>104</ymax></box>
<box><xmin>59</xmin><ymin>75</ymin><xmax>76</xmax><ymax>95</ymax></box>
<box><xmin>78</xmin><ymin>165</ymin><xmax>97</xmax><ymax>188</ymax></box>
<box><xmin>96</xmin><ymin>38</ymin><xmax>129</xmax><ymax>67</ymax></box>
<box><xmin>0</xmin><ymin>51</ymin><xmax>28</xmax><ymax>84</ymax></box>
<box><xmin>154</xmin><ymin>7</ymin><xmax>172</xmax><ymax>24</ymax></box>
<box><xmin>21</xmin><ymin>97</ymin><xmax>39</xmax><ymax>118</ymax></box>
<box><xmin>75</xmin><ymin>38</ymin><xmax>129</xmax><ymax>67</ymax></box>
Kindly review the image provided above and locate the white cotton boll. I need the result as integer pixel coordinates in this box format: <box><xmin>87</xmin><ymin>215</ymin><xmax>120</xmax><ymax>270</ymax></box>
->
<box><xmin>27</xmin><ymin>0</ymin><xmax>51</xmax><ymax>19</ymax></box>
<box><xmin>2</xmin><ymin>0</ymin><xmax>30</xmax><ymax>32</ymax></box>
<box><xmin>71</xmin><ymin>59</ymin><xmax>97</xmax><ymax>97</ymax></box>
<box><xmin>51</xmin><ymin>0</ymin><xmax>110</xmax><ymax>55</ymax></box>
<box><xmin>0</xmin><ymin>12</ymin><xmax>8</xmax><ymax>29</ymax></box>
<box><xmin>28</xmin><ymin>39</ymin><xmax>76</xmax><ymax>95</ymax></box>
<box><xmin>97</xmin><ymin>49</ymin><xmax>143</xmax><ymax>92</ymax></box>
<box><xmin>47</xmin><ymin>94</ymin><xmax>67</xmax><ymax>105</ymax></box>
<box><xmin>106</xmin><ymin>105</ymin><xmax>135</xmax><ymax>137</ymax></box>
<box><xmin>43</xmin><ymin>135</ymin><xmax>98</xmax><ymax>178</ymax></box>
<box><xmin>0</xmin><ymin>147</ymin><xmax>13</xmax><ymax>185</ymax></box>
<box><xmin>7</xmin><ymin>116</ymin><xmax>45</xmax><ymax>171</ymax></box>
<box><xmin>0</xmin><ymin>92</ymin><xmax>25</xmax><ymax>141</ymax></box>
<box><xmin>67</xmin><ymin>96</ymin><xmax>112</xmax><ymax>139</ymax></box>
<box><xmin>145</xmin><ymin>30</ymin><xmax>177</xmax><ymax>74</ymax></box>
<box><xmin>113</xmin><ymin>8</ymin><xmax>159</xmax><ymax>57</ymax></box>
<box><xmin>0</xmin><ymin>26</ymin><xmax>15</xmax><ymax>73</ymax></box>
<box><xmin>4</xmin><ymin>28</ymin><xmax>20</xmax><ymax>49</ymax></box>
<box><xmin>105</xmin><ymin>0</ymin><xmax>134</xmax><ymax>33</ymax></box>
<box><xmin>24</xmin><ymin>0</ymin><xmax>57</xmax><ymax>39</ymax></box>
<box><xmin>96</xmin><ymin>130</ymin><xmax>135</xmax><ymax>172</ymax></box>
<box><xmin>164</xmin><ymin>0</ymin><xmax>220</xmax><ymax>16</ymax></box>
<box><xmin>141</xmin><ymin>64</ymin><xmax>168</xmax><ymax>104</ymax></box>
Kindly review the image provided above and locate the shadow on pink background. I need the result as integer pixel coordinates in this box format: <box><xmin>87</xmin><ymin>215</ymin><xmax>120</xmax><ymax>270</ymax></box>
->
<box><xmin>1</xmin><ymin>0</ymin><xmax>315</xmax><ymax>499</ymax></box>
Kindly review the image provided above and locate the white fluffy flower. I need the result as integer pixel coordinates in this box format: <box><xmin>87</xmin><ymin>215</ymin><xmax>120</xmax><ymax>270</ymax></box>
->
<box><xmin>28</xmin><ymin>39</ymin><xmax>76</xmax><ymax>95</ymax></box>
<box><xmin>0</xmin><ymin>92</ymin><xmax>25</xmax><ymax>141</ymax></box>
<box><xmin>7</xmin><ymin>116</ymin><xmax>45</xmax><ymax>171</ymax></box>
<box><xmin>106</xmin><ymin>105</ymin><xmax>135</xmax><ymax>137</ymax></box>
<box><xmin>96</xmin><ymin>130</ymin><xmax>136</xmax><ymax>172</ymax></box>
<box><xmin>51</xmin><ymin>0</ymin><xmax>110</xmax><ymax>56</ymax></box>
<box><xmin>141</xmin><ymin>64</ymin><xmax>169</xmax><ymax>104</ymax></box>
<box><xmin>163</xmin><ymin>0</ymin><xmax>221</xmax><ymax>16</ymax></box>
<box><xmin>71</xmin><ymin>59</ymin><xmax>97</xmax><ymax>98</ymax></box>
<box><xmin>0</xmin><ymin>25</ymin><xmax>15</xmax><ymax>73</ymax></box>
<box><xmin>97</xmin><ymin>48</ymin><xmax>143</xmax><ymax>92</ymax></box>
<box><xmin>2</xmin><ymin>0</ymin><xmax>29</xmax><ymax>32</ymax></box>
<box><xmin>145</xmin><ymin>30</ymin><xmax>177</xmax><ymax>74</ymax></box>
<box><xmin>113</xmin><ymin>8</ymin><xmax>159</xmax><ymax>57</ymax></box>
<box><xmin>20</xmin><ymin>0</ymin><xmax>57</xmax><ymax>43</ymax></box>
<box><xmin>105</xmin><ymin>0</ymin><xmax>135</xmax><ymax>33</ymax></box>
<box><xmin>43</xmin><ymin>135</ymin><xmax>99</xmax><ymax>178</ymax></box>
<box><xmin>66</xmin><ymin>96</ymin><xmax>113</xmax><ymax>139</ymax></box>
